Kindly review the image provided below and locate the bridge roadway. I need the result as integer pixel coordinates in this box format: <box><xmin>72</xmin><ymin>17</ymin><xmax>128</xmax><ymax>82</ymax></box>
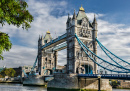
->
<box><xmin>43</xmin><ymin>74</ymin><xmax>130</xmax><ymax>82</ymax></box>
<box><xmin>41</xmin><ymin>33</ymin><xmax>67</xmax><ymax>50</ymax></box>
<box><xmin>78</xmin><ymin>74</ymin><xmax>130</xmax><ymax>80</ymax></box>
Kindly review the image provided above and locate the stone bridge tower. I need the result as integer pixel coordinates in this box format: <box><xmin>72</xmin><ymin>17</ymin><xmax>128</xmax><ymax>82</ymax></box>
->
<box><xmin>66</xmin><ymin>6</ymin><xmax>98</xmax><ymax>74</ymax></box>
<box><xmin>38</xmin><ymin>31</ymin><xmax>57</xmax><ymax>75</ymax></box>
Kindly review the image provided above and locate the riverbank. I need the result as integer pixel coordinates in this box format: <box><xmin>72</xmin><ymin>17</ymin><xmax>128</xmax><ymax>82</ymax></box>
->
<box><xmin>0</xmin><ymin>77</ymin><xmax>22</xmax><ymax>84</ymax></box>
<box><xmin>0</xmin><ymin>83</ymin><xmax>129</xmax><ymax>91</ymax></box>
<box><xmin>0</xmin><ymin>81</ymin><xmax>21</xmax><ymax>83</ymax></box>
<box><xmin>116</xmin><ymin>87</ymin><xmax>130</xmax><ymax>90</ymax></box>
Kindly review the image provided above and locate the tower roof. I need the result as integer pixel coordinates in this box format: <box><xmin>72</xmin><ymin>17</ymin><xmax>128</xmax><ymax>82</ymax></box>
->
<box><xmin>79</xmin><ymin>5</ymin><xmax>85</xmax><ymax>11</ymax></box>
<box><xmin>46</xmin><ymin>30</ymin><xmax>50</xmax><ymax>34</ymax></box>
<box><xmin>77</xmin><ymin>6</ymin><xmax>88</xmax><ymax>24</ymax></box>
<box><xmin>44</xmin><ymin>31</ymin><xmax>52</xmax><ymax>40</ymax></box>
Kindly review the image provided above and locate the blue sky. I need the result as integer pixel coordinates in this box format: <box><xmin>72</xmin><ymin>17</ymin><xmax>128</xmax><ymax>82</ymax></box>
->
<box><xmin>0</xmin><ymin>0</ymin><xmax>130</xmax><ymax>68</ymax></box>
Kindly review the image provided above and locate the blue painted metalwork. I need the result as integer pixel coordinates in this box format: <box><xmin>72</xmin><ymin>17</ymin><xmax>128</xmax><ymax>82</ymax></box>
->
<box><xmin>97</xmin><ymin>39</ymin><xmax>130</xmax><ymax>71</ymax></box>
<box><xmin>78</xmin><ymin>74</ymin><xmax>130</xmax><ymax>80</ymax></box>
<box><xmin>96</xmin><ymin>38</ymin><xmax>130</xmax><ymax>65</ymax></box>
<box><xmin>75</xmin><ymin>34</ymin><xmax>130</xmax><ymax>73</ymax></box>
<box><xmin>31</xmin><ymin>55</ymin><xmax>38</xmax><ymax>72</ymax></box>
<box><xmin>23</xmin><ymin>70</ymin><xmax>28</xmax><ymax>77</ymax></box>
<box><xmin>41</xmin><ymin>33</ymin><xmax>67</xmax><ymax>49</ymax></box>
<box><xmin>53</xmin><ymin>42</ymin><xmax>67</xmax><ymax>51</ymax></box>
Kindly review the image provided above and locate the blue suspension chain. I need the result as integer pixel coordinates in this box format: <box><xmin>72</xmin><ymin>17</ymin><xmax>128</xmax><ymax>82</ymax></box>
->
<box><xmin>75</xmin><ymin>34</ymin><xmax>129</xmax><ymax>73</ymax></box>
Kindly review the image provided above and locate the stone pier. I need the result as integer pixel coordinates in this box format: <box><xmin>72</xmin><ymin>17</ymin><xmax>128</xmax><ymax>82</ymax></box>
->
<box><xmin>47</xmin><ymin>73</ymin><xmax>112</xmax><ymax>91</ymax></box>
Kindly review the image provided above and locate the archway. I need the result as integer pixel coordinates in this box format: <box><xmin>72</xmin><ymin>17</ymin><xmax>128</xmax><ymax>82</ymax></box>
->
<box><xmin>81</xmin><ymin>65</ymin><xmax>93</xmax><ymax>74</ymax></box>
<box><xmin>46</xmin><ymin>69</ymin><xmax>53</xmax><ymax>75</ymax></box>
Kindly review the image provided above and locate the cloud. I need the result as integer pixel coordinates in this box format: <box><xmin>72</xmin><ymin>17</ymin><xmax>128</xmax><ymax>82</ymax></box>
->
<box><xmin>0</xmin><ymin>0</ymin><xmax>68</xmax><ymax>68</ymax></box>
<box><xmin>0</xmin><ymin>0</ymin><xmax>130</xmax><ymax>69</ymax></box>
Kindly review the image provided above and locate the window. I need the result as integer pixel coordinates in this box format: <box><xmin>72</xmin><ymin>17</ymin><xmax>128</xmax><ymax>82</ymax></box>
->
<box><xmin>44</xmin><ymin>40</ymin><xmax>47</xmax><ymax>43</ymax></box>
<box><xmin>25</xmin><ymin>67</ymin><xmax>28</xmax><ymax>69</ymax></box>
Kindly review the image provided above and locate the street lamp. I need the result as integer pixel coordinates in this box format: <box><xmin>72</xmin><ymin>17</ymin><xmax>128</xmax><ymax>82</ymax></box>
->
<box><xmin>97</xmin><ymin>74</ymin><xmax>101</xmax><ymax>91</ymax></box>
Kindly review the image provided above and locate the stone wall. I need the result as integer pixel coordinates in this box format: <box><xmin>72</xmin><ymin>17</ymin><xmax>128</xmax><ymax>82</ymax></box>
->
<box><xmin>118</xmin><ymin>80</ymin><xmax>130</xmax><ymax>89</ymax></box>
<box><xmin>48</xmin><ymin>73</ymin><xmax>112</xmax><ymax>91</ymax></box>
<box><xmin>23</xmin><ymin>75</ymin><xmax>46</xmax><ymax>86</ymax></box>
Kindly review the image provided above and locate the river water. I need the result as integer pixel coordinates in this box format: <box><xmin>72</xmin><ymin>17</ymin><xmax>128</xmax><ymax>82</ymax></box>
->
<box><xmin>0</xmin><ymin>83</ymin><xmax>130</xmax><ymax>91</ymax></box>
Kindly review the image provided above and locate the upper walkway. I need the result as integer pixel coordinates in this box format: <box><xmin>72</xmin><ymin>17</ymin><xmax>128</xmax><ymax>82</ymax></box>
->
<box><xmin>41</xmin><ymin>33</ymin><xmax>67</xmax><ymax>50</ymax></box>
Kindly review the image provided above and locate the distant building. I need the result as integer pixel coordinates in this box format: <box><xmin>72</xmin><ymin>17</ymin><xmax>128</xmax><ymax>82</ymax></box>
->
<box><xmin>21</xmin><ymin>65</ymin><xmax>37</xmax><ymax>77</ymax></box>
<box><xmin>0</xmin><ymin>68</ymin><xmax>3</xmax><ymax>72</ymax></box>
<box><xmin>13</xmin><ymin>67</ymin><xmax>21</xmax><ymax>76</ymax></box>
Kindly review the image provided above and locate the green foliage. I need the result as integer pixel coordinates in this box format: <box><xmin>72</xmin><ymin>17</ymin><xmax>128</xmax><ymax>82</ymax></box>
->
<box><xmin>0</xmin><ymin>74</ymin><xmax>3</xmax><ymax>78</ymax></box>
<box><xmin>0</xmin><ymin>32</ymin><xmax>12</xmax><ymax>60</ymax></box>
<box><xmin>0</xmin><ymin>68</ymin><xmax>16</xmax><ymax>77</ymax></box>
<box><xmin>0</xmin><ymin>0</ymin><xmax>33</xmax><ymax>59</ymax></box>
<box><xmin>110</xmin><ymin>80</ymin><xmax>120</xmax><ymax>88</ymax></box>
<box><xmin>0</xmin><ymin>0</ymin><xmax>34</xmax><ymax>30</ymax></box>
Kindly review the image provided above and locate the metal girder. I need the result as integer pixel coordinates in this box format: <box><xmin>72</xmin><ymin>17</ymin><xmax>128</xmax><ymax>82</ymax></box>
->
<box><xmin>45</xmin><ymin>42</ymin><xmax>67</xmax><ymax>53</ymax></box>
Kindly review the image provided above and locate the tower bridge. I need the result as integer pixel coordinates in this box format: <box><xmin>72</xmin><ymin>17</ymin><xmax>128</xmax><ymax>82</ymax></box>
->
<box><xmin>36</xmin><ymin>6</ymin><xmax>130</xmax><ymax>90</ymax></box>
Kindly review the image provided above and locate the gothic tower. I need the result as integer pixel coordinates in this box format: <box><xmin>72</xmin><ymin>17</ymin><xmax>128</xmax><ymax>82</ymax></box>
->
<box><xmin>38</xmin><ymin>31</ymin><xmax>56</xmax><ymax>75</ymax></box>
<box><xmin>66</xmin><ymin>6</ymin><xmax>98</xmax><ymax>74</ymax></box>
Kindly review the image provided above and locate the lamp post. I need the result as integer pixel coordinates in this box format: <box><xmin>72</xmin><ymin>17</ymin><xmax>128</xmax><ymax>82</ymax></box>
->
<box><xmin>97</xmin><ymin>74</ymin><xmax>101</xmax><ymax>91</ymax></box>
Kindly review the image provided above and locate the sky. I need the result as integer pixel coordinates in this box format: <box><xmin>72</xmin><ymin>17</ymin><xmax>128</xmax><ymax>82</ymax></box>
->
<box><xmin>1</xmin><ymin>0</ymin><xmax>130</xmax><ymax>68</ymax></box>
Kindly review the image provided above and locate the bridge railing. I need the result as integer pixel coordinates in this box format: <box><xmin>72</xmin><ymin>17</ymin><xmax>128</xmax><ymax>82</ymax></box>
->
<box><xmin>41</xmin><ymin>33</ymin><xmax>67</xmax><ymax>49</ymax></box>
<box><xmin>78</xmin><ymin>74</ymin><xmax>130</xmax><ymax>78</ymax></box>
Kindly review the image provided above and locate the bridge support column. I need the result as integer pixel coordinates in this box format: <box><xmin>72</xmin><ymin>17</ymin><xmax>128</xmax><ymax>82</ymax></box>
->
<box><xmin>98</xmin><ymin>77</ymin><xmax>101</xmax><ymax>91</ymax></box>
<box><xmin>54</xmin><ymin>51</ymin><xmax>58</xmax><ymax>70</ymax></box>
<box><xmin>47</xmin><ymin>73</ymin><xmax>112</xmax><ymax>91</ymax></box>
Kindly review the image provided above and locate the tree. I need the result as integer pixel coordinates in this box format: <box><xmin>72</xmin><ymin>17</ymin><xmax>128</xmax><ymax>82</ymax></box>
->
<box><xmin>0</xmin><ymin>68</ymin><xmax>16</xmax><ymax>77</ymax></box>
<box><xmin>0</xmin><ymin>32</ymin><xmax>12</xmax><ymax>60</ymax></box>
<box><xmin>0</xmin><ymin>0</ymin><xmax>34</xmax><ymax>60</ymax></box>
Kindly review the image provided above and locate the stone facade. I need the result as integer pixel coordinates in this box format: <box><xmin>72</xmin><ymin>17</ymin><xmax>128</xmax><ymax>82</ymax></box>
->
<box><xmin>118</xmin><ymin>80</ymin><xmax>130</xmax><ymax>89</ymax></box>
<box><xmin>38</xmin><ymin>6</ymin><xmax>98</xmax><ymax>75</ymax></box>
<box><xmin>40</xmin><ymin>6</ymin><xmax>112</xmax><ymax>91</ymax></box>
<box><xmin>66</xmin><ymin>7</ymin><xmax>98</xmax><ymax>74</ymax></box>
<box><xmin>22</xmin><ymin>66</ymin><xmax>36</xmax><ymax>77</ymax></box>
<box><xmin>38</xmin><ymin>31</ymin><xmax>57</xmax><ymax>75</ymax></box>
<box><xmin>48</xmin><ymin>73</ymin><xmax>112</xmax><ymax>91</ymax></box>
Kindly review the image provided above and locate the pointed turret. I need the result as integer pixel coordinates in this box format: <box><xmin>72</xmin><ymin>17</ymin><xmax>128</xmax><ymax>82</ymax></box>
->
<box><xmin>92</xmin><ymin>14</ymin><xmax>97</xmax><ymax>30</ymax></box>
<box><xmin>92</xmin><ymin>14</ymin><xmax>97</xmax><ymax>24</ymax></box>
<box><xmin>41</xmin><ymin>34</ymin><xmax>43</xmax><ymax>40</ymax></box>
<box><xmin>66</xmin><ymin>13</ymin><xmax>70</xmax><ymax>24</ymax></box>
<box><xmin>72</xmin><ymin>9</ymin><xmax>76</xmax><ymax>19</ymax></box>
<box><xmin>39</xmin><ymin>35</ymin><xmax>40</xmax><ymax>40</ymax></box>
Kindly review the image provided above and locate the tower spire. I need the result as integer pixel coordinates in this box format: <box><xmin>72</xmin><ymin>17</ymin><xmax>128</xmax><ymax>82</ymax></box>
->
<box><xmin>41</xmin><ymin>33</ymin><xmax>43</xmax><ymax>39</ymax></box>
<box><xmin>92</xmin><ymin>14</ymin><xmax>97</xmax><ymax>30</ymax></box>
<box><xmin>93</xmin><ymin>14</ymin><xmax>97</xmax><ymax>24</ymax></box>
<box><xmin>72</xmin><ymin>9</ymin><xmax>76</xmax><ymax>19</ymax></box>
<box><xmin>67</xmin><ymin>13</ymin><xmax>70</xmax><ymax>23</ymax></box>
<box><xmin>39</xmin><ymin>35</ymin><xmax>40</xmax><ymax>40</ymax></box>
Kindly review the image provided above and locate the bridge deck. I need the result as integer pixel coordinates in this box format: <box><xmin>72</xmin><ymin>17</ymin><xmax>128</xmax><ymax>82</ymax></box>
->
<box><xmin>78</xmin><ymin>74</ymin><xmax>130</xmax><ymax>80</ymax></box>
